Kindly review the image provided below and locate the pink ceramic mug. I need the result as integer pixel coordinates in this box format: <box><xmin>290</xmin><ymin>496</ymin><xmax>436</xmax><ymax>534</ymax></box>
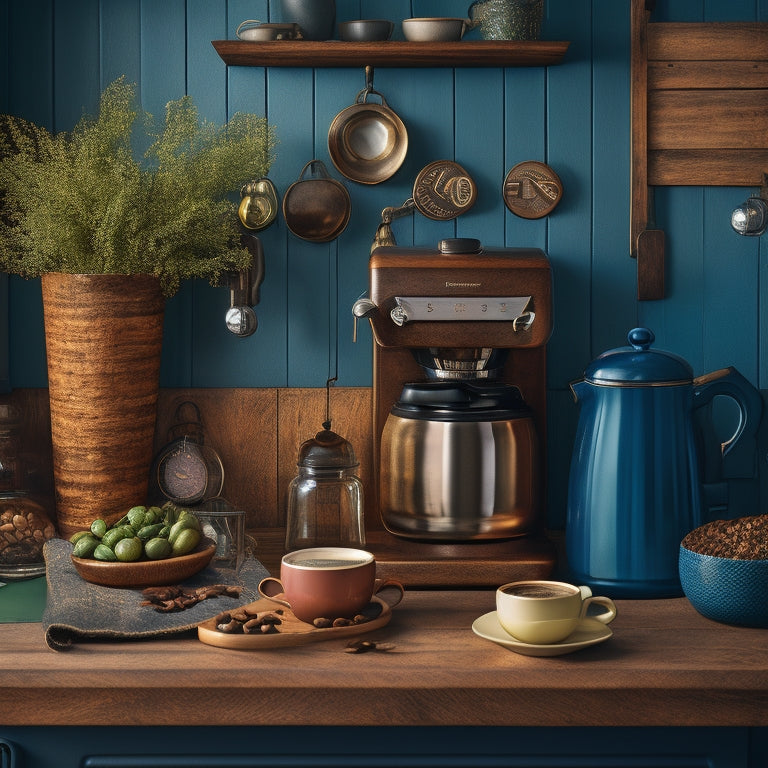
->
<box><xmin>258</xmin><ymin>546</ymin><xmax>377</xmax><ymax>624</ymax></box>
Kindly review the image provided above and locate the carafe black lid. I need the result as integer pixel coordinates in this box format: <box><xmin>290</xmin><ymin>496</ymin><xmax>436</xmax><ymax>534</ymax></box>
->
<box><xmin>391</xmin><ymin>381</ymin><xmax>531</xmax><ymax>422</ymax></box>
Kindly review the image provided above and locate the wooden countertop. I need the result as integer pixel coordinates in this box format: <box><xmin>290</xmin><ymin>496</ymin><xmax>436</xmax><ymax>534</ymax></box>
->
<box><xmin>2</xmin><ymin>592</ymin><xmax>768</xmax><ymax>728</ymax></box>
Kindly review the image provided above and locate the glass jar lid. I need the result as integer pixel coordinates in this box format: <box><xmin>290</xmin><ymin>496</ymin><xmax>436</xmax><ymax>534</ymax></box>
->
<box><xmin>297</xmin><ymin>421</ymin><xmax>359</xmax><ymax>470</ymax></box>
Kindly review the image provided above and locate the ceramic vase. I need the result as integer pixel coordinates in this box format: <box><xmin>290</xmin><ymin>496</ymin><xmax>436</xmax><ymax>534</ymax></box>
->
<box><xmin>41</xmin><ymin>273</ymin><xmax>164</xmax><ymax>536</ymax></box>
<box><xmin>280</xmin><ymin>0</ymin><xmax>335</xmax><ymax>40</ymax></box>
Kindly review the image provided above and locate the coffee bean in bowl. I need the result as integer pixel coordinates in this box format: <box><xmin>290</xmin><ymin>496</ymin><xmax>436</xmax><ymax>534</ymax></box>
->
<box><xmin>679</xmin><ymin>515</ymin><xmax>768</xmax><ymax>627</ymax></box>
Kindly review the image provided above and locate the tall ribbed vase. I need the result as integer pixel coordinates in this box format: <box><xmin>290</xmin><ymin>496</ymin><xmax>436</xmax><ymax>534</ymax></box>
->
<box><xmin>41</xmin><ymin>273</ymin><xmax>165</xmax><ymax>537</ymax></box>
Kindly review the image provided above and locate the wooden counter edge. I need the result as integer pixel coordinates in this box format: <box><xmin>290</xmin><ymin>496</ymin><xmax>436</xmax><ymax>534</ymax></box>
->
<box><xmin>1</xmin><ymin>684</ymin><xmax>767</xmax><ymax>727</ymax></box>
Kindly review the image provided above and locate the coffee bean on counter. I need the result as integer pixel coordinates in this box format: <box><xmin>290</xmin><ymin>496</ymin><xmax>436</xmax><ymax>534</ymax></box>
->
<box><xmin>345</xmin><ymin>640</ymin><xmax>396</xmax><ymax>654</ymax></box>
<box><xmin>141</xmin><ymin>583</ymin><xmax>243</xmax><ymax>613</ymax></box>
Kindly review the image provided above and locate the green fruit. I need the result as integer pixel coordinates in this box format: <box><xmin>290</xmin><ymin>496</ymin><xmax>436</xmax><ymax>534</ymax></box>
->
<box><xmin>93</xmin><ymin>543</ymin><xmax>118</xmax><ymax>561</ymax></box>
<box><xmin>168</xmin><ymin>515</ymin><xmax>201</xmax><ymax>544</ymax></box>
<box><xmin>69</xmin><ymin>530</ymin><xmax>91</xmax><ymax>545</ymax></box>
<box><xmin>101</xmin><ymin>526</ymin><xmax>133</xmax><ymax>550</ymax></box>
<box><xmin>114</xmin><ymin>536</ymin><xmax>143</xmax><ymax>562</ymax></box>
<box><xmin>162</xmin><ymin>505</ymin><xmax>179</xmax><ymax>526</ymax></box>
<box><xmin>127</xmin><ymin>506</ymin><xmax>147</xmax><ymax>529</ymax></box>
<box><xmin>146</xmin><ymin>506</ymin><xmax>163</xmax><ymax>523</ymax></box>
<box><xmin>171</xmin><ymin>527</ymin><xmax>201</xmax><ymax>556</ymax></box>
<box><xmin>136</xmin><ymin>523</ymin><xmax>165</xmax><ymax>541</ymax></box>
<box><xmin>90</xmin><ymin>518</ymin><xmax>108</xmax><ymax>539</ymax></box>
<box><xmin>145</xmin><ymin>537</ymin><xmax>172</xmax><ymax>560</ymax></box>
<box><xmin>72</xmin><ymin>534</ymin><xmax>99</xmax><ymax>559</ymax></box>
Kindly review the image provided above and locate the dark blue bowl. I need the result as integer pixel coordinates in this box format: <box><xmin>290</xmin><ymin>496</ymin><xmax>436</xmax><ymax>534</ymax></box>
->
<box><xmin>679</xmin><ymin>543</ymin><xmax>768</xmax><ymax>627</ymax></box>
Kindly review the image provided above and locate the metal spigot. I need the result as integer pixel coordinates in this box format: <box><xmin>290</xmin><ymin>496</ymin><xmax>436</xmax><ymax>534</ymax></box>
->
<box><xmin>224</xmin><ymin>235</ymin><xmax>266</xmax><ymax>337</ymax></box>
<box><xmin>351</xmin><ymin>294</ymin><xmax>377</xmax><ymax>343</ymax></box>
<box><xmin>370</xmin><ymin>199</ymin><xmax>416</xmax><ymax>254</ymax></box>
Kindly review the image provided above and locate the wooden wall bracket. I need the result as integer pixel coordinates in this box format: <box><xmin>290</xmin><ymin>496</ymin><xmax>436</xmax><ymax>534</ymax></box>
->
<box><xmin>631</xmin><ymin>0</ymin><xmax>768</xmax><ymax>300</ymax></box>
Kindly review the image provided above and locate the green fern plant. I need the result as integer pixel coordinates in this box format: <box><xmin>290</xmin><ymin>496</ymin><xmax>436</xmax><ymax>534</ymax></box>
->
<box><xmin>0</xmin><ymin>77</ymin><xmax>277</xmax><ymax>295</ymax></box>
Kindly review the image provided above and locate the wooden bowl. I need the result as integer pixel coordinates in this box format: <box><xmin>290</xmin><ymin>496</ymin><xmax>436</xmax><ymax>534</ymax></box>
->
<box><xmin>71</xmin><ymin>539</ymin><xmax>216</xmax><ymax>588</ymax></box>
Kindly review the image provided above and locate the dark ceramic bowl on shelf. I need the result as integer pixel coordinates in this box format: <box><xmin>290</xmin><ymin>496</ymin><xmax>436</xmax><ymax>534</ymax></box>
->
<box><xmin>338</xmin><ymin>20</ymin><xmax>394</xmax><ymax>42</ymax></box>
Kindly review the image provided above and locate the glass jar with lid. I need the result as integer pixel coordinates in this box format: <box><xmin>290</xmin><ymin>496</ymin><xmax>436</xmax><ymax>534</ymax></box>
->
<box><xmin>285</xmin><ymin>420</ymin><xmax>365</xmax><ymax>551</ymax></box>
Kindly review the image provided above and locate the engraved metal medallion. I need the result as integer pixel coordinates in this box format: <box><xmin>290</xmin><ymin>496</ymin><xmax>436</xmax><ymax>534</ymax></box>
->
<box><xmin>503</xmin><ymin>161</ymin><xmax>563</xmax><ymax>219</ymax></box>
<box><xmin>412</xmin><ymin>160</ymin><xmax>477</xmax><ymax>221</ymax></box>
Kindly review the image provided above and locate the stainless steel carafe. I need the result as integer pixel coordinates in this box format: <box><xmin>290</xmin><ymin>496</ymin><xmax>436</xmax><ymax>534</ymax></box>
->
<box><xmin>380</xmin><ymin>380</ymin><xmax>540</xmax><ymax>540</ymax></box>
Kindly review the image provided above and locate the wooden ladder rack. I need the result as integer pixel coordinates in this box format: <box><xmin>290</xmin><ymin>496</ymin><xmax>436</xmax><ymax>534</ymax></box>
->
<box><xmin>630</xmin><ymin>1</ymin><xmax>768</xmax><ymax>300</ymax></box>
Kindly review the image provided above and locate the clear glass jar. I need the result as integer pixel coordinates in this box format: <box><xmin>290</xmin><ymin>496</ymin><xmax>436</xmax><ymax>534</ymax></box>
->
<box><xmin>285</xmin><ymin>423</ymin><xmax>365</xmax><ymax>551</ymax></box>
<box><xmin>0</xmin><ymin>404</ymin><xmax>22</xmax><ymax>493</ymax></box>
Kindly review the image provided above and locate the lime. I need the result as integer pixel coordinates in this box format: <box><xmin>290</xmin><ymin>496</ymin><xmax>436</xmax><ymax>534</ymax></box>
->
<box><xmin>72</xmin><ymin>534</ymin><xmax>99</xmax><ymax>559</ymax></box>
<box><xmin>171</xmin><ymin>527</ymin><xmax>201</xmax><ymax>556</ymax></box>
<box><xmin>93</xmin><ymin>543</ymin><xmax>118</xmax><ymax>561</ymax></box>
<box><xmin>145</xmin><ymin>537</ymin><xmax>172</xmax><ymax>560</ymax></box>
<box><xmin>114</xmin><ymin>536</ymin><xmax>143</xmax><ymax>562</ymax></box>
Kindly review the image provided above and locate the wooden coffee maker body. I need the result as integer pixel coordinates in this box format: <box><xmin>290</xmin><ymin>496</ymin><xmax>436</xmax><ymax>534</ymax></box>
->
<box><xmin>362</xmin><ymin>241</ymin><xmax>555</xmax><ymax>586</ymax></box>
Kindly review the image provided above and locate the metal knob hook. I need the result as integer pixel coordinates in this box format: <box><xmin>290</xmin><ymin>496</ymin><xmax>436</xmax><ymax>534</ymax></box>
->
<box><xmin>223</xmin><ymin>236</ymin><xmax>266</xmax><ymax>337</ymax></box>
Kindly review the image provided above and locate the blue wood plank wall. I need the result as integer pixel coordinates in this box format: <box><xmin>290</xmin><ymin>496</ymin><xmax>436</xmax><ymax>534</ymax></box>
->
<box><xmin>1</xmin><ymin>0</ymin><xmax>767</xmax><ymax>527</ymax></box>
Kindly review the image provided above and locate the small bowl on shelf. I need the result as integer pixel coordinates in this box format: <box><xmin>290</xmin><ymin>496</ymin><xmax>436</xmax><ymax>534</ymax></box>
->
<box><xmin>402</xmin><ymin>17</ymin><xmax>468</xmax><ymax>42</ymax></box>
<box><xmin>679</xmin><ymin>516</ymin><xmax>768</xmax><ymax>627</ymax></box>
<box><xmin>338</xmin><ymin>20</ymin><xmax>394</xmax><ymax>42</ymax></box>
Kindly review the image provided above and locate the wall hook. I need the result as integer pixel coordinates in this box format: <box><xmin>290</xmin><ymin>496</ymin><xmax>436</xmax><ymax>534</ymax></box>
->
<box><xmin>731</xmin><ymin>174</ymin><xmax>768</xmax><ymax>237</ymax></box>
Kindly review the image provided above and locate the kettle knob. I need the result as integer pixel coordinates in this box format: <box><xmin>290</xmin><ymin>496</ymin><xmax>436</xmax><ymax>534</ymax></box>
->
<box><xmin>628</xmin><ymin>327</ymin><xmax>655</xmax><ymax>350</ymax></box>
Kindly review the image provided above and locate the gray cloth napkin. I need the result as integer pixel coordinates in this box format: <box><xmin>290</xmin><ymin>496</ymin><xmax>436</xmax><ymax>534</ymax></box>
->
<box><xmin>42</xmin><ymin>537</ymin><xmax>270</xmax><ymax>651</ymax></box>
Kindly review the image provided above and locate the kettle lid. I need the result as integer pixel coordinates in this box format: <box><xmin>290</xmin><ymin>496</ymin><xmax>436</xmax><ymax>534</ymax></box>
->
<box><xmin>584</xmin><ymin>328</ymin><xmax>693</xmax><ymax>385</ymax></box>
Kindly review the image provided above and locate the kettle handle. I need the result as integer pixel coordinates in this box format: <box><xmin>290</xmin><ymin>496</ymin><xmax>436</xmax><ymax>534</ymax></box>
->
<box><xmin>693</xmin><ymin>366</ymin><xmax>763</xmax><ymax>477</ymax></box>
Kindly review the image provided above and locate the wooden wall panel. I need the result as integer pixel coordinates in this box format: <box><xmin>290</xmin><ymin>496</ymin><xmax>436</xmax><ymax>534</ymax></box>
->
<box><xmin>0</xmin><ymin>387</ymin><xmax>371</xmax><ymax>535</ymax></box>
<box><xmin>3</xmin><ymin>0</ymin><xmax>767</xmax><ymax>529</ymax></box>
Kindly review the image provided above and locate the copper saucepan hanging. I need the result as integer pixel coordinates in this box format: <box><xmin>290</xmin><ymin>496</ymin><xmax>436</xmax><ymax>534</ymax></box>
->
<box><xmin>282</xmin><ymin>160</ymin><xmax>351</xmax><ymax>243</ymax></box>
<box><xmin>328</xmin><ymin>87</ymin><xmax>408</xmax><ymax>185</ymax></box>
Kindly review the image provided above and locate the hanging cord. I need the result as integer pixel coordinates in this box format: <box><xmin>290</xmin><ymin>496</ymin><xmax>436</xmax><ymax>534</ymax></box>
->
<box><xmin>323</xmin><ymin>376</ymin><xmax>338</xmax><ymax>430</ymax></box>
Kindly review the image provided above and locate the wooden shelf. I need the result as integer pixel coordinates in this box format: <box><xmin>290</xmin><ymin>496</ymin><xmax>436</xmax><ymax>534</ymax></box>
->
<box><xmin>212</xmin><ymin>39</ymin><xmax>570</xmax><ymax>68</ymax></box>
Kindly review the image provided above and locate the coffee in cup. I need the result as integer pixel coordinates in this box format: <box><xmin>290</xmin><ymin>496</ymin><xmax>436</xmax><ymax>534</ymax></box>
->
<box><xmin>258</xmin><ymin>547</ymin><xmax>376</xmax><ymax>624</ymax></box>
<box><xmin>496</xmin><ymin>579</ymin><xmax>616</xmax><ymax>644</ymax></box>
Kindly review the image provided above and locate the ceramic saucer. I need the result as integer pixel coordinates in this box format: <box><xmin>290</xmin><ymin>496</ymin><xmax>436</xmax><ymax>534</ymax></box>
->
<box><xmin>471</xmin><ymin>611</ymin><xmax>613</xmax><ymax>657</ymax></box>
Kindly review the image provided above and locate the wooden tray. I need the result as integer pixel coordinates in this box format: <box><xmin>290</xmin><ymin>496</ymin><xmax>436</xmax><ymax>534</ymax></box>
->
<box><xmin>197</xmin><ymin>585</ymin><xmax>402</xmax><ymax>650</ymax></box>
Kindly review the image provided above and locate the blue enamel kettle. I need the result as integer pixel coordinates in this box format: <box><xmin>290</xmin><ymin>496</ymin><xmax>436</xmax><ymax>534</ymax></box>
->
<box><xmin>566</xmin><ymin>328</ymin><xmax>762</xmax><ymax>598</ymax></box>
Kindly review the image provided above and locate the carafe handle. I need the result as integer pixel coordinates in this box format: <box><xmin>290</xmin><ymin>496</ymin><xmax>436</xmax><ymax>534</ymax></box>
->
<box><xmin>693</xmin><ymin>366</ymin><xmax>763</xmax><ymax>478</ymax></box>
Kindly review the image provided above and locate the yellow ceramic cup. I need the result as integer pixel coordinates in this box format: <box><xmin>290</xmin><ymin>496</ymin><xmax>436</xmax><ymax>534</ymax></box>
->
<box><xmin>496</xmin><ymin>580</ymin><xmax>616</xmax><ymax>644</ymax></box>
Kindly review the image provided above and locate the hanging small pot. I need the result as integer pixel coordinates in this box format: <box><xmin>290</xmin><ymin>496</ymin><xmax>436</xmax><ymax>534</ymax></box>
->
<box><xmin>282</xmin><ymin>160</ymin><xmax>351</xmax><ymax>242</ymax></box>
<box><xmin>238</xmin><ymin>178</ymin><xmax>279</xmax><ymax>231</ymax></box>
<box><xmin>328</xmin><ymin>88</ymin><xmax>408</xmax><ymax>185</ymax></box>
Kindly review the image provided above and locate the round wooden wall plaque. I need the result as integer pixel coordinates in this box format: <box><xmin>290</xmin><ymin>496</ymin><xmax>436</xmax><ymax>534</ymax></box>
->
<box><xmin>503</xmin><ymin>161</ymin><xmax>563</xmax><ymax>219</ymax></box>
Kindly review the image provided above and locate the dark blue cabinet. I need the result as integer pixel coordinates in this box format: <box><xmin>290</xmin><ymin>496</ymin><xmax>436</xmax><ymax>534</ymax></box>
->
<box><xmin>0</xmin><ymin>727</ymin><xmax>758</xmax><ymax>768</ymax></box>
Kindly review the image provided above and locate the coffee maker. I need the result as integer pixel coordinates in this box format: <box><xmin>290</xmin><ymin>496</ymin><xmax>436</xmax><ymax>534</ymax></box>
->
<box><xmin>354</xmin><ymin>237</ymin><xmax>556</xmax><ymax>586</ymax></box>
